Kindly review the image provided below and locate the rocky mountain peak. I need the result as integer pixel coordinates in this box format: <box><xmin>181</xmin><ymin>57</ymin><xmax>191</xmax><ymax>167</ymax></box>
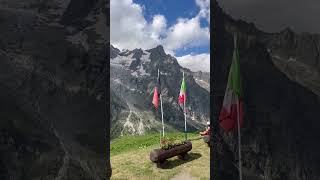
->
<box><xmin>278</xmin><ymin>27</ymin><xmax>296</xmax><ymax>45</ymax></box>
<box><xmin>147</xmin><ymin>45</ymin><xmax>166</xmax><ymax>57</ymax></box>
<box><xmin>131</xmin><ymin>48</ymin><xmax>144</xmax><ymax>59</ymax></box>
<box><xmin>280</xmin><ymin>27</ymin><xmax>294</xmax><ymax>35</ymax></box>
<box><xmin>110</xmin><ymin>45</ymin><xmax>120</xmax><ymax>59</ymax></box>
<box><xmin>110</xmin><ymin>43</ymin><xmax>210</xmax><ymax>138</ymax></box>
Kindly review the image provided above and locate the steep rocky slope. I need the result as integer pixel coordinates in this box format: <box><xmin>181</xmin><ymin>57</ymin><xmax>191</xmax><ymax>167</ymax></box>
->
<box><xmin>264</xmin><ymin>29</ymin><xmax>320</xmax><ymax>97</ymax></box>
<box><xmin>192</xmin><ymin>71</ymin><xmax>210</xmax><ymax>92</ymax></box>
<box><xmin>0</xmin><ymin>0</ymin><xmax>108</xmax><ymax>179</ymax></box>
<box><xmin>213</xmin><ymin>1</ymin><xmax>320</xmax><ymax>180</ymax></box>
<box><xmin>110</xmin><ymin>45</ymin><xmax>210</xmax><ymax>139</ymax></box>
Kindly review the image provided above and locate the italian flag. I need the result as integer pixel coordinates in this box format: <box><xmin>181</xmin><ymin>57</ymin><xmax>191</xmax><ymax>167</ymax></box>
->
<box><xmin>152</xmin><ymin>87</ymin><xmax>159</xmax><ymax>109</ymax></box>
<box><xmin>152</xmin><ymin>70</ymin><xmax>161</xmax><ymax>109</ymax></box>
<box><xmin>219</xmin><ymin>37</ymin><xmax>244</xmax><ymax>132</ymax></box>
<box><xmin>178</xmin><ymin>74</ymin><xmax>186</xmax><ymax>104</ymax></box>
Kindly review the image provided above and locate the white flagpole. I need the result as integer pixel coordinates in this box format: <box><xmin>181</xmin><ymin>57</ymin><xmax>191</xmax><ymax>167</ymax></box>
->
<box><xmin>237</xmin><ymin>95</ymin><xmax>242</xmax><ymax>180</ymax></box>
<box><xmin>183</xmin><ymin>72</ymin><xmax>187</xmax><ymax>141</ymax></box>
<box><xmin>160</xmin><ymin>95</ymin><xmax>164</xmax><ymax>137</ymax></box>
<box><xmin>159</xmin><ymin>69</ymin><xmax>165</xmax><ymax>137</ymax></box>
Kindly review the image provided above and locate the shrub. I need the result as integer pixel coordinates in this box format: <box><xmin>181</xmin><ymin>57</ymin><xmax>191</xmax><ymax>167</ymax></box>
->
<box><xmin>160</xmin><ymin>136</ymin><xmax>186</xmax><ymax>150</ymax></box>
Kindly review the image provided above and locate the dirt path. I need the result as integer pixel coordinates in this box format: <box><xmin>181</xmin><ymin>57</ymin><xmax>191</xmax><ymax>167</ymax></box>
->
<box><xmin>171</xmin><ymin>172</ymin><xmax>198</xmax><ymax>180</ymax></box>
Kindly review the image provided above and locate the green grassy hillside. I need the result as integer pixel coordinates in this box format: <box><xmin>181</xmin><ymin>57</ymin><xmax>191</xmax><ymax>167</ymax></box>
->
<box><xmin>110</xmin><ymin>132</ymin><xmax>210</xmax><ymax>180</ymax></box>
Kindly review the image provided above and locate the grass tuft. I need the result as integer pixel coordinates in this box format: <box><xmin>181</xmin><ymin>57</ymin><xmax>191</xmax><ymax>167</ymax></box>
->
<box><xmin>110</xmin><ymin>132</ymin><xmax>198</xmax><ymax>156</ymax></box>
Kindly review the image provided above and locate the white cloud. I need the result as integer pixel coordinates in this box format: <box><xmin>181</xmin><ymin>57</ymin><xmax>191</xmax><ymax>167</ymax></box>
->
<box><xmin>195</xmin><ymin>0</ymin><xmax>210</xmax><ymax>23</ymax></box>
<box><xmin>151</xmin><ymin>15</ymin><xmax>167</xmax><ymax>35</ymax></box>
<box><xmin>163</xmin><ymin>16</ymin><xmax>209</xmax><ymax>51</ymax></box>
<box><xmin>177</xmin><ymin>53</ymin><xmax>210</xmax><ymax>72</ymax></box>
<box><xmin>150</xmin><ymin>14</ymin><xmax>167</xmax><ymax>42</ymax></box>
<box><xmin>110</xmin><ymin>0</ymin><xmax>210</xmax><ymax>56</ymax></box>
<box><xmin>110</xmin><ymin>0</ymin><xmax>157</xmax><ymax>50</ymax></box>
<box><xmin>196</xmin><ymin>0</ymin><xmax>210</xmax><ymax>10</ymax></box>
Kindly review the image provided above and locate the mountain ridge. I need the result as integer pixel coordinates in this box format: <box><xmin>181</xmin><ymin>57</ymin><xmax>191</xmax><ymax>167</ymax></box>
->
<box><xmin>110</xmin><ymin>44</ymin><xmax>210</xmax><ymax>139</ymax></box>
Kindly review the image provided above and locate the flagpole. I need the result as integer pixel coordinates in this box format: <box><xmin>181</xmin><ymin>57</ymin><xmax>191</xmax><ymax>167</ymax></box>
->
<box><xmin>237</xmin><ymin>95</ymin><xmax>242</xmax><ymax>180</ymax></box>
<box><xmin>234</xmin><ymin>33</ymin><xmax>242</xmax><ymax>180</ymax></box>
<box><xmin>183</xmin><ymin>71</ymin><xmax>187</xmax><ymax>141</ymax></box>
<box><xmin>159</xmin><ymin>69</ymin><xmax>165</xmax><ymax>137</ymax></box>
<box><xmin>160</xmin><ymin>94</ymin><xmax>165</xmax><ymax>137</ymax></box>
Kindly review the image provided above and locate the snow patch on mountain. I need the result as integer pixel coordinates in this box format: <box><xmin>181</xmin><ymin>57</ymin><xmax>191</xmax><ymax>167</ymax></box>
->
<box><xmin>111</xmin><ymin>54</ymin><xmax>134</xmax><ymax>67</ymax></box>
<box><xmin>141</xmin><ymin>51</ymin><xmax>151</xmax><ymax>63</ymax></box>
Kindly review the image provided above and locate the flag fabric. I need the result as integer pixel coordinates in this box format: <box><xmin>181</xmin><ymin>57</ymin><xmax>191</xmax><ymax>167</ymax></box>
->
<box><xmin>152</xmin><ymin>87</ymin><xmax>159</xmax><ymax>108</ymax></box>
<box><xmin>152</xmin><ymin>70</ymin><xmax>161</xmax><ymax>108</ymax></box>
<box><xmin>178</xmin><ymin>74</ymin><xmax>186</xmax><ymax>104</ymax></box>
<box><xmin>219</xmin><ymin>36</ymin><xmax>244</xmax><ymax>132</ymax></box>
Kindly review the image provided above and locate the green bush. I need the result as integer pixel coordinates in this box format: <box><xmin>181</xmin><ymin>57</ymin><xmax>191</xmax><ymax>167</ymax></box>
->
<box><xmin>160</xmin><ymin>136</ymin><xmax>187</xmax><ymax>150</ymax></box>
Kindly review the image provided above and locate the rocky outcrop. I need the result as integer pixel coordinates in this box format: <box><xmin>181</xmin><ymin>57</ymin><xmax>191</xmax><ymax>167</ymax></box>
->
<box><xmin>213</xmin><ymin>1</ymin><xmax>320</xmax><ymax>180</ymax></box>
<box><xmin>192</xmin><ymin>71</ymin><xmax>210</xmax><ymax>91</ymax></box>
<box><xmin>264</xmin><ymin>29</ymin><xmax>320</xmax><ymax>97</ymax></box>
<box><xmin>0</xmin><ymin>0</ymin><xmax>108</xmax><ymax>179</ymax></box>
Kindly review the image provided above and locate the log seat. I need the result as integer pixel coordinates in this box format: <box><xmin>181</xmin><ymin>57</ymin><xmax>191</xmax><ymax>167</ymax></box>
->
<box><xmin>150</xmin><ymin>141</ymin><xmax>192</xmax><ymax>163</ymax></box>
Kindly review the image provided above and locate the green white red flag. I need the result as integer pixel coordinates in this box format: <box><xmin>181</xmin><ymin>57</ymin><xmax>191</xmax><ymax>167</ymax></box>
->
<box><xmin>219</xmin><ymin>36</ymin><xmax>244</xmax><ymax>132</ymax></box>
<box><xmin>152</xmin><ymin>70</ymin><xmax>161</xmax><ymax>108</ymax></box>
<box><xmin>152</xmin><ymin>87</ymin><xmax>159</xmax><ymax>108</ymax></box>
<box><xmin>178</xmin><ymin>74</ymin><xmax>186</xmax><ymax>104</ymax></box>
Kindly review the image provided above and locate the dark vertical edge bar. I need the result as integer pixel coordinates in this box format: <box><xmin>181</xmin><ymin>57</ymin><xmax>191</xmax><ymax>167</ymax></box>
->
<box><xmin>210</xmin><ymin>0</ymin><xmax>215</xmax><ymax>179</ymax></box>
<box><xmin>211</xmin><ymin>1</ymin><xmax>219</xmax><ymax>179</ymax></box>
<box><xmin>106</xmin><ymin>0</ymin><xmax>111</xmax><ymax>179</ymax></box>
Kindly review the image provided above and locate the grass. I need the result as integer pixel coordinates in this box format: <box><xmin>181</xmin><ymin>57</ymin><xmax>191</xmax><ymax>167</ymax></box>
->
<box><xmin>110</xmin><ymin>132</ymin><xmax>198</xmax><ymax>156</ymax></box>
<box><xmin>110</xmin><ymin>132</ymin><xmax>209</xmax><ymax>180</ymax></box>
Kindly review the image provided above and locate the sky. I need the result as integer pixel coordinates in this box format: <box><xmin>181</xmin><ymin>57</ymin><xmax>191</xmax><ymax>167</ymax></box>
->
<box><xmin>110</xmin><ymin>0</ymin><xmax>210</xmax><ymax>72</ymax></box>
<box><xmin>217</xmin><ymin>0</ymin><xmax>320</xmax><ymax>34</ymax></box>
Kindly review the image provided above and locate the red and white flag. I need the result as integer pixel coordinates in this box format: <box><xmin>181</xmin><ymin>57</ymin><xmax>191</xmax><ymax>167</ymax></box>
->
<box><xmin>152</xmin><ymin>70</ymin><xmax>161</xmax><ymax>108</ymax></box>
<box><xmin>178</xmin><ymin>75</ymin><xmax>186</xmax><ymax>104</ymax></box>
<box><xmin>219</xmin><ymin>37</ymin><xmax>244</xmax><ymax>132</ymax></box>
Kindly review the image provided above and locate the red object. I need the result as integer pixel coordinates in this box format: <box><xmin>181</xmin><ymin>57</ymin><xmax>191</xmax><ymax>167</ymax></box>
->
<box><xmin>219</xmin><ymin>100</ymin><xmax>244</xmax><ymax>132</ymax></box>
<box><xmin>200</xmin><ymin>127</ymin><xmax>211</xmax><ymax>136</ymax></box>
<box><xmin>178</xmin><ymin>95</ymin><xmax>185</xmax><ymax>104</ymax></box>
<box><xmin>152</xmin><ymin>87</ymin><xmax>159</xmax><ymax>108</ymax></box>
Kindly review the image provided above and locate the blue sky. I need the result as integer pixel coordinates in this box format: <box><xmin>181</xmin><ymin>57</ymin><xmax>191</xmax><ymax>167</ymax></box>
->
<box><xmin>137</xmin><ymin>0</ymin><xmax>209</xmax><ymax>29</ymax></box>
<box><xmin>134</xmin><ymin>0</ymin><xmax>210</xmax><ymax>56</ymax></box>
<box><xmin>110</xmin><ymin>0</ymin><xmax>210</xmax><ymax>72</ymax></box>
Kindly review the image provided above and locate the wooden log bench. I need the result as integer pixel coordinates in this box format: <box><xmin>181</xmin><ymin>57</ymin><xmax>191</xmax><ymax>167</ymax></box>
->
<box><xmin>150</xmin><ymin>141</ymin><xmax>192</xmax><ymax>164</ymax></box>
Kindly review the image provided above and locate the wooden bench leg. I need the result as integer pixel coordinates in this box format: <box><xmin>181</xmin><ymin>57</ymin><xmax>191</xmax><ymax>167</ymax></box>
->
<box><xmin>157</xmin><ymin>160</ymin><xmax>166</xmax><ymax>168</ymax></box>
<box><xmin>178</xmin><ymin>153</ymin><xmax>187</xmax><ymax>160</ymax></box>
